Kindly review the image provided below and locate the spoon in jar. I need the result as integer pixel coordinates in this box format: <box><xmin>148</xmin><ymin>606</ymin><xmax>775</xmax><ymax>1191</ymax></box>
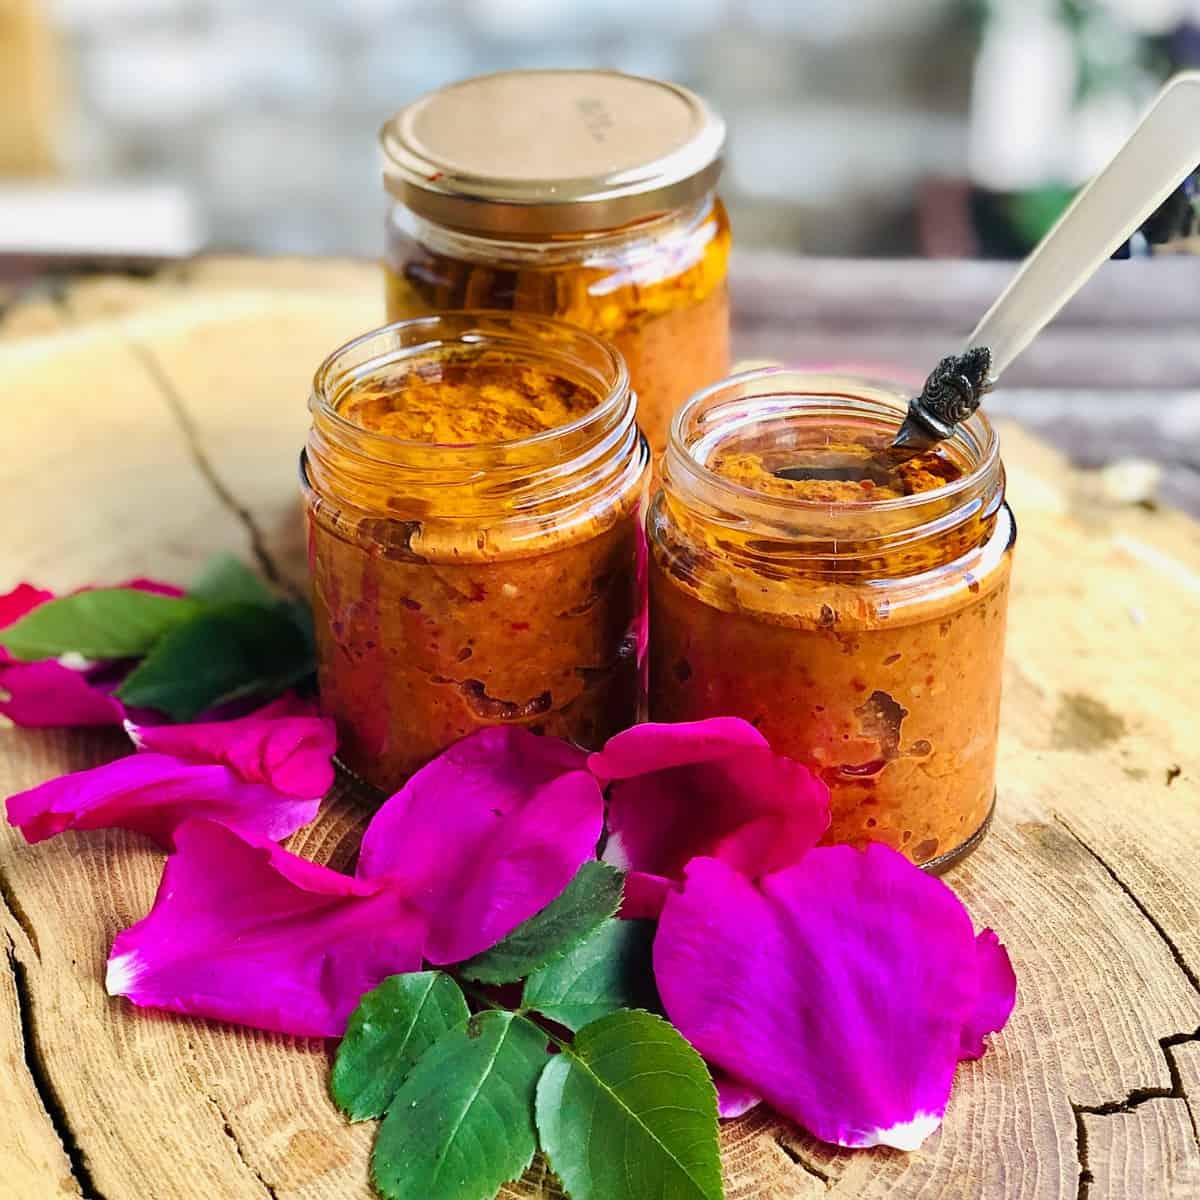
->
<box><xmin>892</xmin><ymin>70</ymin><xmax>1200</xmax><ymax>452</ymax></box>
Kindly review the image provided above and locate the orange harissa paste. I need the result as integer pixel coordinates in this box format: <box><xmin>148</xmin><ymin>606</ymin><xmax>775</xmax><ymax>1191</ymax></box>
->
<box><xmin>648</xmin><ymin>413</ymin><xmax>1015</xmax><ymax>869</ymax></box>
<box><xmin>305</xmin><ymin>328</ymin><xmax>646</xmax><ymax>793</ymax></box>
<box><xmin>384</xmin><ymin>199</ymin><xmax>731</xmax><ymax>456</ymax></box>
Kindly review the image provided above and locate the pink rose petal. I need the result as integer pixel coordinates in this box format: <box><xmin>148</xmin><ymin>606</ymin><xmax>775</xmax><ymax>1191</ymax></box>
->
<box><xmin>960</xmin><ymin>928</ymin><xmax>1018</xmax><ymax>1060</ymax></box>
<box><xmin>0</xmin><ymin>578</ymin><xmax>182</xmax><ymax>728</ymax></box>
<box><xmin>1</xmin><ymin>584</ymin><xmax>128</xmax><ymax>725</ymax></box>
<box><xmin>7</xmin><ymin>697</ymin><xmax>331</xmax><ymax>846</ymax></box>
<box><xmin>0</xmin><ymin>584</ymin><xmax>54</xmax><ymax>647</ymax></box>
<box><xmin>0</xmin><ymin>660</ymin><xmax>129</xmax><ymax>727</ymax></box>
<box><xmin>118</xmin><ymin>578</ymin><xmax>185</xmax><ymax>598</ymax></box>
<box><xmin>654</xmin><ymin>849</ymin><xmax>1015</xmax><ymax>1150</ymax></box>
<box><xmin>358</xmin><ymin>727</ymin><xmax>604</xmax><ymax>964</ymax></box>
<box><xmin>107</xmin><ymin>820</ymin><xmax>425</xmax><ymax>1037</ymax></box>
<box><xmin>713</xmin><ymin>1071</ymin><xmax>762</xmax><ymax>1119</ymax></box>
<box><xmin>6</xmin><ymin>752</ymin><xmax>322</xmax><ymax>847</ymax></box>
<box><xmin>590</xmin><ymin>719</ymin><xmax>830</xmax><ymax>917</ymax></box>
<box><xmin>125</xmin><ymin>695</ymin><xmax>335</xmax><ymax>798</ymax></box>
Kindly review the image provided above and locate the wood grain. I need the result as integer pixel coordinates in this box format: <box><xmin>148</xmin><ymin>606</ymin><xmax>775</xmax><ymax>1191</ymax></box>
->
<box><xmin>1082</xmin><ymin>1101</ymin><xmax>1200</xmax><ymax>1200</ymax></box>
<box><xmin>1</xmin><ymin>260</ymin><xmax>1198</xmax><ymax>1198</ymax></box>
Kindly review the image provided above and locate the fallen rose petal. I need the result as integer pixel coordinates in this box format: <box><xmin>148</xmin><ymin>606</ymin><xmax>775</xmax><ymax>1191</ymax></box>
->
<box><xmin>0</xmin><ymin>584</ymin><xmax>54</xmax><ymax>643</ymax></box>
<box><xmin>959</xmin><ymin>929</ymin><xmax>1018</xmax><ymax>1060</ymax></box>
<box><xmin>654</xmin><ymin>850</ymin><xmax>1015</xmax><ymax>1150</ymax></box>
<box><xmin>590</xmin><ymin>719</ymin><xmax>830</xmax><ymax>917</ymax></box>
<box><xmin>107</xmin><ymin>820</ymin><xmax>425</xmax><ymax>1037</ymax></box>
<box><xmin>0</xmin><ymin>659</ymin><xmax>129</xmax><ymax>727</ymax></box>
<box><xmin>713</xmin><ymin>1071</ymin><xmax>762</xmax><ymax>1119</ymax></box>
<box><xmin>0</xmin><ymin>579</ymin><xmax>182</xmax><ymax>728</ymax></box>
<box><xmin>118</xmin><ymin>578</ymin><xmax>186</xmax><ymax>598</ymax></box>
<box><xmin>1</xmin><ymin>578</ymin><xmax>183</xmax><ymax>650</ymax></box>
<box><xmin>358</xmin><ymin>726</ymin><xmax>604</xmax><ymax>964</ymax></box>
<box><xmin>125</xmin><ymin>694</ymin><xmax>334</xmax><ymax>798</ymax></box>
<box><xmin>1</xmin><ymin>585</ymin><xmax>127</xmax><ymax>725</ymax></box>
<box><xmin>6</xmin><ymin>750</ymin><xmax>324</xmax><ymax>847</ymax></box>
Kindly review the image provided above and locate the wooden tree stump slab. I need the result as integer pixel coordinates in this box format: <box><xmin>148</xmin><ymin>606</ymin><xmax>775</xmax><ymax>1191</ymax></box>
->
<box><xmin>1</xmin><ymin>258</ymin><xmax>1198</xmax><ymax>1199</ymax></box>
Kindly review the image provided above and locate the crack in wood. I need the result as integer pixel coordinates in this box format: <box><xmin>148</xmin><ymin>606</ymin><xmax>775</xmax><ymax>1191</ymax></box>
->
<box><xmin>206</xmin><ymin>1092</ymin><xmax>280</xmax><ymax>1200</ymax></box>
<box><xmin>775</xmin><ymin>1136</ymin><xmax>833</xmax><ymax>1188</ymax></box>
<box><xmin>5</xmin><ymin>937</ymin><xmax>104</xmax><ymax>1199</ymax></box>
<box><xmin>1055</xmin><ymin>817</ymin><xmax>1200</xmax><ymax>996</ymax></box>
<box><xmin>1055</xmin><ymin>819</ymin><xmax>1200</xmax><ymax>1195</ymax></box>
<box><xmin>0</xmin><ymin>859</ymin><xmax>40</xmax><ymax>959</ymax></box>
<box><xmin>1072</xmin><ymin>1104</ymin><xmax>1094</xmax><ymax>1200</ymax></box>
<box><xmin>179</xmin><ymin>1038</ymin><xmax>280</xmax><ymax>1200</ymax></box>
<box><xmin>125</xmin><ymin>340</ymin><xmax>289</xmax><ymax>592</ymax></box>
<box><xmin>1071</xmin><ymin>1030</ymin><xmax>1200</xmax><ymax>1197</ymax></box>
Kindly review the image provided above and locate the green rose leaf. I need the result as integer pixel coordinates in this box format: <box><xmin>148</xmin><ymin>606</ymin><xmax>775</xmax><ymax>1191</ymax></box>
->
<box><xmin>187</xmin><ymin>553</ymin><xmax>276</xmax><ymax>608</ymax></box>
<box><xmin>458</xmin><ymin>861</ymin><xmax>624</xmax><ymax>984</ymax></box>
<box><xmin>0</xmin><ymin>589</ymin><xmax>205</xmax><ymax>662</ymax></box>
<box><xmin>522</xmin><ymin>918</ymin><xmax>657</xmax><ymax>1032</ymax></box>
<box><xmin>536</xmin><ymin>1010</ymin><xmax>723</xmax><ymax>1200</ymax></box>
<box><xmin>331</xmin><ymin>972</ymin><xmax>470</xmax><ymax>1122</ymax></box>
<box><xmin>372</xmin><ymin>1010</ymin><xmax>549</xmax><ymax>1200</ymax></box>
<box><xmin>116</xmin><ymin>601</ymin><xmax>315</xmax><ymax>720</ymax></box>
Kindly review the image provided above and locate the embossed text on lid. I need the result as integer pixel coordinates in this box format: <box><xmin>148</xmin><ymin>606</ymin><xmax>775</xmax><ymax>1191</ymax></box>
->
<box><xmin>380</xmin><ymin>69</ymin><xmax>725</xmax><ymax>236</ymax></box>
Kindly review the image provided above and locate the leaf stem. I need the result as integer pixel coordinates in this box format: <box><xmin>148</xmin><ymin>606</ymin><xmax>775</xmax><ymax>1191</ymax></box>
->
<box><xmin>455</xmin><ymin>978</ymin><xmax>572</xmax><ymax>1051</ymax></box>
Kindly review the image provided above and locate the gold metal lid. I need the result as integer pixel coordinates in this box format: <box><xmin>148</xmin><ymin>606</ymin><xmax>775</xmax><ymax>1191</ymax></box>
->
<box><xmin>380</xmin><ymin>69</ymin><xmax>725</xmax><ymax>237</ymax></box>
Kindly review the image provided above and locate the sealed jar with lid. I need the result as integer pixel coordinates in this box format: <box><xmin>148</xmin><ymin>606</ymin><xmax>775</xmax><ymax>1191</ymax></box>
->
<box><xmin>303</xmin><ymin>312</ymin><xmax>648</xmax><ymax>793</ymax></box>
<box><xmin>380</xmin><ymin>69</ymin><xmax>731</xmax><ymax>455</ymax></box>
<box><xmin>647</xmin><ymin>369</ymin><xmax>1016</xmax><ymax>869</ymax></box>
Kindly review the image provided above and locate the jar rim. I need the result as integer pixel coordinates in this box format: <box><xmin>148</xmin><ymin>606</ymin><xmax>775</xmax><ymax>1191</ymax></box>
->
<box><xmin>311</xmin><ymin>311</ymin><xmax>631</xmax><ymax>466</ymax></box>
<box><xmin>664</xmin><ymin>366</ymin><xmax>1000</xmax><ymax>519</ymax></box>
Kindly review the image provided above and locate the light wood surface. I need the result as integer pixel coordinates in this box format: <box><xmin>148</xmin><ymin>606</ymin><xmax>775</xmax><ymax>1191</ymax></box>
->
<box><xmin>0</xmin><ymin>258</ymin><xmax>1198</xmax><ymax>1199</ymax></box>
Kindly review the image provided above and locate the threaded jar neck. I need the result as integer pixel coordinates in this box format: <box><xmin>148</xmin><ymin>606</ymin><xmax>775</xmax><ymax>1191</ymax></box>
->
<box><xmin>658</xmin><ymin>368</ymin><xmax>1006</xmax><ymax>582</ymax></box>
<box><xmin>304</xmin><ymin>312</ymin><xmax>646</xmax><ymax>552</ymax></box>
<box><xmin>387</xmin><ymin>192</ymin><xmax>720</xmax><ymax>264</ymax></box>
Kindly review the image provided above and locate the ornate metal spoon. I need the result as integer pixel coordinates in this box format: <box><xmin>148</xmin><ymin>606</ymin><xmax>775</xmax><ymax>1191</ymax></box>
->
<box><xmin>893</xmin><ymin>71</ymin><xmax>1200</xmax><ymax>451</ymax></box>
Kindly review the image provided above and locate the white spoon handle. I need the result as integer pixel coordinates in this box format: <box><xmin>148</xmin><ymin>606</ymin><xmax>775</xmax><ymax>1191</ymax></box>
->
<box><xmin>967</xmin><ymin>71</ymin><xmax>1200</xmax><ymax>379</ymax></box>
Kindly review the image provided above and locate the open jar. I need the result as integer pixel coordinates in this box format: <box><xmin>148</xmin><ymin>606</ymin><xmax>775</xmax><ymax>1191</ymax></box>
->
<box><xmin>303</xmin><ymin>312</ymin><xmax>648</xmax><ymax>793</ymax></box>
<box><xmin>379</xmin><ymin>69</ymin><xmax>731</xmax><ymax>455</ymax></box>
<box><xmin>647</xmin><ymin>369</ymin><xmax>1016</xmax><ymax>869</ymax></box>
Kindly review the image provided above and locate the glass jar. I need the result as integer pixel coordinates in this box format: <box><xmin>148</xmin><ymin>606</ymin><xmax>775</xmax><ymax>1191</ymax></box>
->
<box><xmin>647</xmin><ymin>369</ymin><xmax>1016</xmax><ymax>870</ymax></box>
<box><xmin>379</xmin><ymin>69</ymin><xmax>731</xmax><ymax>455</ymax></box>
<box><xmin>303</xmin><ymin>312</ymin><xmax>648</xmax><ymax>794</ymax></box>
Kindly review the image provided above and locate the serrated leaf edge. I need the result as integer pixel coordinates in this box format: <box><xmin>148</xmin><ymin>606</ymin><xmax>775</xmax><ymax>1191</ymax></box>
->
<box><xmin>0</xmin><ymin>589</ymin><xmax>204</xmax><ymax>661</ymax></box>
<box><xmin>114</xmin><ymin>601</ymin><xmax>315</xmax><ymax>720</ymax></box>
<box><xmin>332</xmin><ymin>971</ymin><xmax>467</xmax><ymax>1123</ymax></box>
<box><xmin>535</xmin><ymin>1010</ymin><xmax>723</xmax><ymax>1200</ymax></box>
<box><xmin>369</xmin><ymin>1010</ymin><xmax>543</xmax><ymax>1200</ymax></box>
<box><xmin>458</xmin><ymin>861</ymin><xmax>624</xmax><ymax>985</ymax></box>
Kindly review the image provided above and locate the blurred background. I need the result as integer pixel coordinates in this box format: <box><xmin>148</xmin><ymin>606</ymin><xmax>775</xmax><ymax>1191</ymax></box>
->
<box><xmin>2</xmin><ymin>0</ymin><xmax>1199</xmax><ymax>262</ymax></box>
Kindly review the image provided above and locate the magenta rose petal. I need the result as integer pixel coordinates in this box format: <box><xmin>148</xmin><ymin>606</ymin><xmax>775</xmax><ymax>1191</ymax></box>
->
<box><xmin>0</xmin><ymin>579</ymin><xmax>180</xmax><ymax>728</ymax></box>
<box><xmin>1</xmin><ymin>584</ymin><xmax>127</xmax><ymax>726</ymax></box>
<box><xmin>106</xmin><ymin>820</ymin><xmax>425</xmax><ymax>1037</ymax></box>
<box><xmin>0</xmin><ymin>583</ymin><xmax>54</xmax><ymax>634</ymax></box>
<box><xmin>124</xmin><ymin>696</ymin><xmax>335</xmax><ymax>798</ymax></box>
<box><xmin>357</xmin><ymin>727</ymin><xmax>603</xmax><ymax>964</ymax></box>
<box><xmin>117</xmin><ymin>578</ymin><xmax>186</xmax><ymax>598</ymax></box>
<box><xmin>8</xmin><ymin>690</ymin><xmax>331</xmax><ymax>845</ymax></box>
<box><xmin>618</xmin><ymin>870</ymin><xmax>673</xmax><ymax>921</ymax></box>
<box><xmin>0</xmin><ymin>660</ymin><xmax>130</xmax><ymax>727</ymax></box>
<box><xmin>6</xmin><ymin>751</ymin><xmax>323</xmax><ymax>847</ymax></box>
<box><xmin>590</xmin><ymin>719</ymin><xmax>830</xmax><ymax>916</ymax></box>
<box><xmin>655</xmin><ymin>849</ymin><xmax>1012</xmax><ymax>1150</ymax></box>
<box><xmin>959</xmin><ymin>929</ymin><xmax>1018</xmax><ymax>1060</ymax></box>
<box><xmin>713</xmin><ymin>1071</ymin><xmax>762</xmax><ymax>1119</ymax></box>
